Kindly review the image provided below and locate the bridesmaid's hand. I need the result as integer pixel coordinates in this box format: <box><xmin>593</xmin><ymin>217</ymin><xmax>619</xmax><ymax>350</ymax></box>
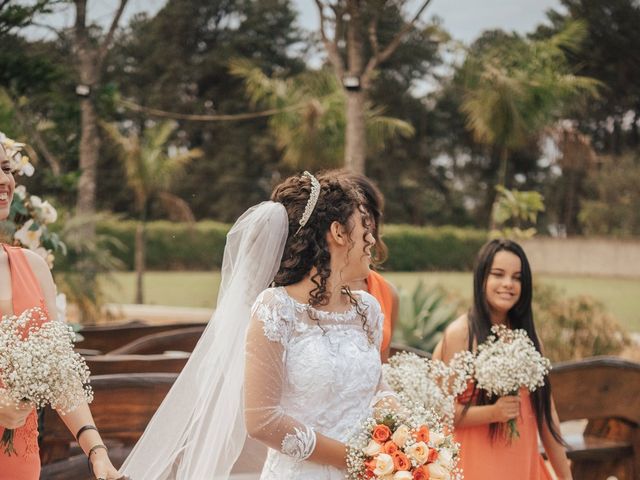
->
<box><xmin>90</xmin><ymin>449</ymin><xmax>123</xmax><ymax>480</ymax></box>
<box><xmin>492</xmin><ymin>395</ymin><xmax>520</xmax><ymax>423</ymax></box>
<box><xmin>0</xmin><ymin>392</ymin><xmax>32</xmax><ymax>429</ymax></box>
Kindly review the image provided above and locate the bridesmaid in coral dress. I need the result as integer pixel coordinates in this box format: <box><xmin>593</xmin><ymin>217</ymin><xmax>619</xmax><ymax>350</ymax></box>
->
<box><xmin>433</xmin><ymin>239</ymin><xmax>572</xmax><ymax>480</ymax></box>
<box><xmin>344</xmin><ymin>173</ymin><xmax>399</xmax><ymax>362</ymax></box>
<box><xmin>0</xmin><ymin>140</ymin><xmax>120</xmax><ymax>479</ymax></box>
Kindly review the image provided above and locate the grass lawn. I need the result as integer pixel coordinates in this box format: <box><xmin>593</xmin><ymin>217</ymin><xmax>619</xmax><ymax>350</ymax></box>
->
<box><xmin>99</xmin><ymin>271</ymin><xmax>640</xmax><ymax>332</ymax></box>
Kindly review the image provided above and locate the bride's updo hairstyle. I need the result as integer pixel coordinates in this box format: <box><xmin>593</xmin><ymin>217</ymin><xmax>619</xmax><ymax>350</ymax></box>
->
<box><xmin>271</xmin><ymin>170</ymin><xmax>370</xmax><ymax>311</ymax></box>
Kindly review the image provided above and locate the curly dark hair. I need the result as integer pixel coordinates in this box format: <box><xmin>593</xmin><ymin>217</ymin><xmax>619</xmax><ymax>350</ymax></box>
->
<box><xmin>271</xmin><ymin>170</ymin><xmax>374</xmax><ymax>341</ymax></box>
<box><xmin>338</xmin><ymin>172</ymin><xmax>387</xmax><ymax>266</ymax></box>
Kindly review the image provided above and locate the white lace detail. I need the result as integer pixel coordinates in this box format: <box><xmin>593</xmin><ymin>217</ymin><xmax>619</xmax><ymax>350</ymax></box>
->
<box><xmin>281</xmin><ymin>425</ymin><xmax>317</xmax><ymax>461</ymax></box>
<box><xmin>252</xmin><ymin>289</ymin><xmax>294</xmax><ymax>345</ymax></box>
<box><xmin>248</xmin><ymin>287</ymin><xmax>385</xmax><ymax>479</ymax></box>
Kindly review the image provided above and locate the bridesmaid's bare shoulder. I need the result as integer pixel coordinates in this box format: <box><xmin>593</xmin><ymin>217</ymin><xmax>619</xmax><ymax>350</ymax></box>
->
<box><xmin>433</xmin><ymin>314</ymin><xmax>470</xmax><ymax>362</ymax></box>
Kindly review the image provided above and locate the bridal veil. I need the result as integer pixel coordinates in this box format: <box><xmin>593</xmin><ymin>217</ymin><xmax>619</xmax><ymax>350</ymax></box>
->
<box><xmin>120</xmin><ymin>201</ymin><xmax>288</xmax><ymax>479</ymax></box>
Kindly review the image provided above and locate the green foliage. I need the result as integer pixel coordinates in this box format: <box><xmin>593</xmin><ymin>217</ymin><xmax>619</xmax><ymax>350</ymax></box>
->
<box><xmin>53</xmin><ymin>214</ymin><xmax>126</xmax><ymax>323</ymax></box>
<box><xmin>490</xmin><ymin>186</ymin><xmax>545</xmax><ymax>240</ymax></box>
<box><xmin>533</xmin><ymin>283</ymin><xmax>630</xmax><ymax>362</ymax></box>
<box><xmin>382</xmin><ymin>225</ymin><xmax>486</xmax><ymax>271</ymax></box>
<box><xmin>58</xmin><ymin>220</ymin><xmax>485</xmax><ymax>272</ymax></box>
<box><xmin>578</xmin><ymin>153</ymin><xmax>640</xmax><ymax>236</ymax></box>
<box><xmin>230</xmin><ymin>60</ymin><xmax>414</xmax><ymax>170</ymax></box>
<box><xmin>460</xmin><ymin>22</ymin><xmax>600</xmax><ymax>187</ymax></box>
<box><xmin>94</xmin><ymin>220</ymin><xmax>229</xmax><ymax>271</ymax></box>
<box><xmin>538</xmin><ymin>0</ymin><xmax>640</xmax><ymax>154</ymax></box>
<box><xmin>0</xmin><ymin>0</ymin><xmax>60</xmax><ymax>35</ymax></box>
<box><xmin>395</xmin><ymin>281</ymin><xmax>459</xmax><ymax>353</ymax></box>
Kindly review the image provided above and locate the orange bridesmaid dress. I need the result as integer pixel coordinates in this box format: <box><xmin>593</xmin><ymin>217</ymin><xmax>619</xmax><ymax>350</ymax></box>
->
<box><xmin>366</xmin><ymin>270</ymin><xmax>393</xmax><ymax>355</ymax></box>
<box><xmin>0</xmin><ymin>245</ymin><xmax>50</xmax><ymax>480</ymax></box>
<box><xmin>454</xmin><ymin>386</ymin><xmax>552</xmax><ymax>480</ymax></box>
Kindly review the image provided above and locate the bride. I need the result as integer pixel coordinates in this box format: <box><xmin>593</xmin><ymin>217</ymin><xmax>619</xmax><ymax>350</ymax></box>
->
<box><xmin>120</xmin><ymin>170</ymin><xmax>394</xmax><ymax>479</ymax></box>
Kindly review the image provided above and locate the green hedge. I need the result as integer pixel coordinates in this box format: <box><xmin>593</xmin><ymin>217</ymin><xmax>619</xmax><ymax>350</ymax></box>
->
<box><xmin>382</xmin><ymin>225</ymin><xmax>486</xmax><ymax>271</ymax></box>
<box><xmin>90</xmin><ymin>220</ymin><xmax>486</xmax><ymax>272</ymax></box>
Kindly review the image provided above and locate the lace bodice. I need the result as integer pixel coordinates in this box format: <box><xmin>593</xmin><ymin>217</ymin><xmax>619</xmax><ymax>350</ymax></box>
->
<box><xmin>244</xmin><ymin>286</ymin><xmax>389</xmax><ymax>479</ymax></box>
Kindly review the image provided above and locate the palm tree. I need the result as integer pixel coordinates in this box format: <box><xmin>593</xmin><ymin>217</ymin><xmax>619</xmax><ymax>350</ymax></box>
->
<box><xmin>460</xmin><ymin>22</ymin><xmax>601</xmax><ymax>188</ymax></box>
<box><xmin>102</xmin><ymin>120</ymin><xmax>202</xmax><ymax>303</ymax></box>
<box><xmin>230</xmin><ymin>59</ymin><xmax>415</xmax><ymax>171</ymax></box>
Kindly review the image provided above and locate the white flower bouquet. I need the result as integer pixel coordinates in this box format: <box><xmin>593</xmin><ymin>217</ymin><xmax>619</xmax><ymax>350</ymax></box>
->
<box><xmin>473</xmin><ymin>324</ymin><xmax>551</xmax><ymax>439</ymax></box>
<box><xmin>0</xmin><ymin>307</ymin><xmax>93</xmax><ymax>455</ymax></box>
<box><xmin>346</xmin><ymin>406</ymin><xmax>462</xmax><ymax>480</ymax></box>
<box><xmin>383</xmin><ymin>351</ymin><xmax>474</xmax><ymax>429</ymax></box>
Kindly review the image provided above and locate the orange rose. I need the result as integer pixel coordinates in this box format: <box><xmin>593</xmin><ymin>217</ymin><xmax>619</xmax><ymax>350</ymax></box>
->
<box><xmin>384</xmin><ymin>440</ymin><xmax>399</xmax><ymax>455</ymax></box>
<box><xmin>372</xmin><ymin>424</ymin><xmax>392</xmax><ymax>443</ymax></box>
<box><xmin>413</xmin><ymin>465</ymin><xmax>430</xmax><ymax>480</ymax></box>
<box><xmin>415</xmin><ymin>425</ymin><xmax>430</xmax><ymax>443</ymax></box>
<box><xmin>427</xmin><ymin>448</ymin><xmax>439</xmax><ymax>463</ymax></box>
<box><xmin>393</xmin><ymin>451</ymin><xmax>411</xmax><ymax>471</ymax></box>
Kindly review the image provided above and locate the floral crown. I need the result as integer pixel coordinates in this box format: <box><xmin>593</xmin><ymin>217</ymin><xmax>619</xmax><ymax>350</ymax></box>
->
<box><xmin>294</xmin><ymin>171</ymin><xmax>321</xmax><ymax>236</ymax></box>
<box><xmin>0</xmin><ymin>132</ymin><xmax>35</xmax><ymax>177</ymax></box>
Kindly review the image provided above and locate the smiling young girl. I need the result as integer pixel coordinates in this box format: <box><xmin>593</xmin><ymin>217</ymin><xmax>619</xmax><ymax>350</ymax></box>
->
<box><xmin>432</xmin><ymin>239</ymin><xmax>572</xmax><ymax>480</ymax></box>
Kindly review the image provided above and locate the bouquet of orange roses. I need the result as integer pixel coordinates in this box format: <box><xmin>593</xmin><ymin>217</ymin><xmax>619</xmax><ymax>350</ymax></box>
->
<box><xmin>346</xmin><ymin>408</ymin><xmax>462</xmax><ymax>480</ymax></box>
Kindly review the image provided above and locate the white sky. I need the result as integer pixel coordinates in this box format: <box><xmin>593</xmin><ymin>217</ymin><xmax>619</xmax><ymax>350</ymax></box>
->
<box><xmin>295</xmin><ymin>0</ymin><xmax>563</xmax><ymax>44</ymax></box>
<box><xmin>26</xmin><ymin>0</ymin><xmax>563</xmax><ymax>46</ymax></box>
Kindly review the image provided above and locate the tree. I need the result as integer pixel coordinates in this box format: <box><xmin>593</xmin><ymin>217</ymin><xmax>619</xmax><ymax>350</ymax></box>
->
<box><xmin>230</xmin><ymin>60</ymin><xmax>414</xmax><ymax>171</ymax></box>
<box><xmin>313</xmin><ymin>0</ymin><xmax>437</xmax><ymax>173</ymax></box>
<box><xmin>72</xmin><ymin>0</ymin><xmax>129</xmax><ymax>221</ymax></box>
<box><xmin>107</xmin><ymin>0</ymin><xmax>305</xmax><ymax>222</ymax></box>
<box><xmin>0</xmin><ymin>0</ymin><xmax>60</xmax><ymax>35</ymax></box>
<box><xmin>102</xmin><ymin>120</ymin><xmax>202</xmax><ymax>303</ymax></box>
<box><xmin>460</xmin><ymin>22</ymin><xmax>600</xmax><ymax>190</ymax></box>
<box><xmin>538</xmin><ymin>0</ymin><xmax>640</xmax><ymax>154</ymax></box>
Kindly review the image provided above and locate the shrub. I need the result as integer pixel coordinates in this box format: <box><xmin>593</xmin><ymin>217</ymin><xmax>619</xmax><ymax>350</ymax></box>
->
<box><xmin>55</xmin><ymin>220</ymin><xmax>486</xmax><ymax>272</ymax></box>
<box><xmin>533</xmin><ymin>283</ymin><xmax>630</xmax><ymax>363</ymax></box>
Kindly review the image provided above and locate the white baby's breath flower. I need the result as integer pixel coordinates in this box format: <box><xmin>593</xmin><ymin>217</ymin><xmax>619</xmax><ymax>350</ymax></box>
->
<box><xmin>0</xmin><ymin>307</ymin><xmax>93</xmax><ymax>413</ymax></box>
<box><xmin>474</xmin><ymin>325</ymin><xmax>551</xmax><ymax>397</ymax></box>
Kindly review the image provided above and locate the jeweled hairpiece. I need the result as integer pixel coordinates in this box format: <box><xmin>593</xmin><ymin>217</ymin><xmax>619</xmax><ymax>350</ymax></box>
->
<box><xmin>295</xmin><ymin>171</ymin><xmax>320</xmax><ymax>235</ymax></box>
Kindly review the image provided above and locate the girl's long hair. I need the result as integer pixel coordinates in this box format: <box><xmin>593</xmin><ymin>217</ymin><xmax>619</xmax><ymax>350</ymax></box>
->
<box><xmin>465</xmin><ymin>238</ymin><xmax>565</xmax><ymax>444</ymax></box>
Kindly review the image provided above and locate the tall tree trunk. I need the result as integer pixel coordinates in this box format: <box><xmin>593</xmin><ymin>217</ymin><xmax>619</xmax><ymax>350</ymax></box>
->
<box><xmin>343</xmin><ymin>0</ymin><xmax>367</xmax><ymax>173</ymax></box>
<box><xmin>345</xmin><ymin>90</ymin><xmax>367</xmax><ymax>173</ymax></box>
<box><xmin>134</xmin><ymin>221</ymin><xmax>145</xmax><ymax>304</ymax></box>
<box><xmin>76</xmin><ymin>95</ymin><xmax>100</xmax><ymax>221</ymax></box>
<box><xmin>497</xmin><ymin>146</ymin><xmax>509</xmax><ymax>188</ymax></box>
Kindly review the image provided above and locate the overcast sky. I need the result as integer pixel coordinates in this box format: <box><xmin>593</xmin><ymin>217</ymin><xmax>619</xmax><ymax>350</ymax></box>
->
<box><xmin>295</xmin><ymin>0</ymin><xmax>563</xmax><ymax>44</ymax></box>
<box><xmin>30</xmin><ymin>0</ymin><xmax>563</xmax><ymax>45</ymax></box>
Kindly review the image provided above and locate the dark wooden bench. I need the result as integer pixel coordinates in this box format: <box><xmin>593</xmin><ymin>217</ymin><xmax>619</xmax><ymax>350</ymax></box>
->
<box><xmin>106</xmin><ymin>326</ymin><xmax>206</xmax><ymax>355</ymax></box>
<box><xmin>549</xmin><ymin>356</ymin><xmax>640</xmax><ymax>480</ymax></box>
<box><xmin>84</xmin><ymin>353</ymin><xmax>189</xmax><ymax>375</ymax></box>
<box><xmin>75</xmin><ymin>321</ymin><xmax>206</xmax><ymax>354</ymax></box>
<box><xmin>39</xmin><ymin>373</ymin><xmax>177</xmax><ymax>466</ymax></box>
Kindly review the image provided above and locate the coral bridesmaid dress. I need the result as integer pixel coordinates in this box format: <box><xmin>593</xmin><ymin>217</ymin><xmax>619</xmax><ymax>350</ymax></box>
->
<box><xmin>367</xmin><ymin>270</ymin><xmax>394</xmax><ymax>355</ymax></box>
<box><xmin>0</xmin><ymin>245</ymin><xmax>50</xmax><ymax>480</ymax></box>
<box><xmin>454</xmin><ymin>386</ymin><xmax>553</xmax><ymax>480</ymax></box>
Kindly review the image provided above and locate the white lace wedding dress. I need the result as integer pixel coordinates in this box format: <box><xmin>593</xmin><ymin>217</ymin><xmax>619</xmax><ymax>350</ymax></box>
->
<box><xmin>244</xmin><ymin>286</ymin><xmax>392</xmax><ymax>480</ymax></box>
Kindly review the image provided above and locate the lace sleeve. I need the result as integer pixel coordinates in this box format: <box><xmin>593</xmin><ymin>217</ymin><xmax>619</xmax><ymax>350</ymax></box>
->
<box><xmin>244</xmin><ymin>289</ymin><xmax>316</xmax><ymax>461</ymax></box>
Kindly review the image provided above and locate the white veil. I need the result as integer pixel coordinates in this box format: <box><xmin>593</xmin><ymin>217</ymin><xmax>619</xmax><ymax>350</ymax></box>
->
<box><xmin>120</xmin><ymin>201</ymin><xmax>289</xmax><ymax>480</ymax></box>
